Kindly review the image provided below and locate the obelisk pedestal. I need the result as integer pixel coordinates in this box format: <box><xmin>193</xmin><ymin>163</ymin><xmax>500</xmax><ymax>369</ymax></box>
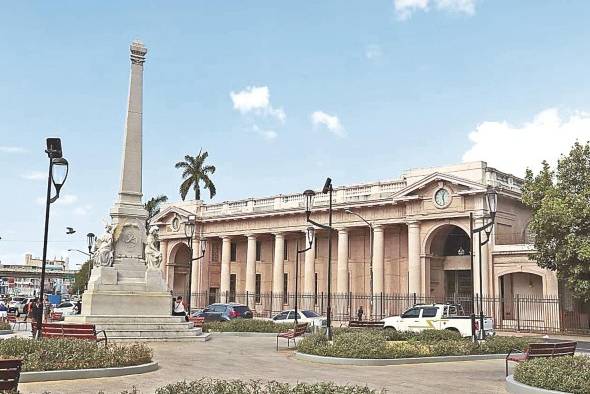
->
<box><xmin>66</xmin><ymin>42</ymin><xmax>207</xmax><ymax>341</ymax></box>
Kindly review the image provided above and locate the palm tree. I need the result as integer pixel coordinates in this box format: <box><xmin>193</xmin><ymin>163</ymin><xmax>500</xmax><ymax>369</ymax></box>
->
<box><xmin>144</xmin><ymin>194</ymin><xmax>168</xmax><ymax>232</ymax></box>
<box><xmin>175</xmin><ymin>149</ymin><xmax>217</xmax><ymax>201</ymax></box>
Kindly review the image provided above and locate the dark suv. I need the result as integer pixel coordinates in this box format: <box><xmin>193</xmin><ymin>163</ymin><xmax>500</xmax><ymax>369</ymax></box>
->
<box><xmin>194</xmin><ymin>303</ymin><xmax>253</xmax><ymax>322</ymax></box>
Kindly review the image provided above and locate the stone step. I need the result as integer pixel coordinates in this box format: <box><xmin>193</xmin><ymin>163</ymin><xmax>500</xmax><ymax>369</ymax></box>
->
<box><xmin>110</xmin><ymin>333</ymin><xmax>211</xmax><ymax>342</ymax></box>
<box><xmin>105</xmin><ymin>329</ymin><xmax>201</xmax><ymax>338</ymax></box>
<box><xmin>67</xmin><ymin>315</ymin><xmax>185</xmax><ymax>324</ymax></box>
<box><xmin>94</xmin><ymin>323</ymin><xmax>194</xmax><ymax>331</ymax></box>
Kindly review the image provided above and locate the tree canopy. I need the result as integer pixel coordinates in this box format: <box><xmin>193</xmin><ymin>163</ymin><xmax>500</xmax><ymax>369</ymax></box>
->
<box><xmin>144</xmin><ymin>194</ymin><xmax>168</xmax><ymax>232</ymax></box>
<box><xmin>175</xmin><ymin>149</ymin><xmax>216</xmax><ymax>201</ymax></box>
<box><xmin>522</xmin><ymin>142</ymin><xmax>590</xmax><ymax>301</ymax></box>
<box><xmin>70</xmin><ymin>260</ymin><xmax>91</xmax><ymax>295</ymax></box>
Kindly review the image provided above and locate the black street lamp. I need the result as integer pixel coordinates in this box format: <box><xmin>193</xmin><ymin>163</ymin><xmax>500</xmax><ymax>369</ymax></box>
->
<box><xmin>294</xmin><ymin>226</ymin><xmax>315</xmax><ymax>325</ymax></box>
<box><xmin>345</xmin><ymin>209</ymin><xmax>374</xmax><ymax>317</ymax></box>
<box><xmin>471</xmin><ymin>186</ymin><xmax>498</xmax><ymax>340</ymax></box>
<box><xmin>39</xmin><ymin>138</ymin><xmax>69</xmax><ymax>338</ymax></box>
<box><xmin>183</xmin><ymin>214</ymin><xmax>206</xmax><ymax>316</ymax></box>
<box><xmin>303</xmin><ymin>178</ymin><xmax>335</xmax><ymax>340</ymax></box>
<box><xmin>87</xmin><ymin>233</ymin><xmax>96</xmax><ymax>256</ymax></box>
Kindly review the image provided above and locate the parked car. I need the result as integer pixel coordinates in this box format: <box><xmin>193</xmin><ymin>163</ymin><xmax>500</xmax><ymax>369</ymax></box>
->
<box><xmin>192</xmin><ymin>303</ymin><xmax>253</xmax><ymax>322</ymax></box>
<box><xmin>8</xmin><ymin>297</ymin><xmax>35</xmax><ymax>316</ymax></box>
<box><xmin>52</xmin><ymin>302</ymin><xmax>77</xmax><ymax>316</ymax></box>
<box><xmin>381</xmin><ymin>303</ymin><xmax>494</xmax><ymax>338</ymax></box>
<box><xmin>271</xmin><ymin>309</ymin><xmax>326</xmax><ymax>328</ymax></box>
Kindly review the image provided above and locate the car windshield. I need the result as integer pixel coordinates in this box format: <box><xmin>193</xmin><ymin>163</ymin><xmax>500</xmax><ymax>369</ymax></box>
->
<box><xmin>302</xmin><ymin>310</ymin><xmax>319</xmax><ymax>318</ymax></box>
<box><xmin>232</xmin><ymin>306</ymin><xmax>250</xmax><ymax>314</ymax></box>
<box><xmin>57</xmin><ymin>303</ymin><xmax>72</xmax><ymax>308</ymax></box>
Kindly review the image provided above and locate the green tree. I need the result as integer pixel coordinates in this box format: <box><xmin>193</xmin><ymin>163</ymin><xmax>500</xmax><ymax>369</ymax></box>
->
<box><xmin>522</xmin><ymin>142</ymin><xmax>590</xmax><ymax>301</ymax></box>
<box><xmin>144</xmin><ymin>194</ymin><xmax>168</xmax><ymax>231</ymax></box>
<box><xmin>174</xmin><ymin>149</ymin><xmax>217</xmax><ymax>201</ymax></box>
<box><xmin>71</xmin><ymin>260</ymin><xmax>91</xmax><ymax>295</ymax></box>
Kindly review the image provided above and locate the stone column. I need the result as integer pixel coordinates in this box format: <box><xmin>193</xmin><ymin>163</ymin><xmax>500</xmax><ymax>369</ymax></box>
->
<box><xmin>220</xmin><ymin>236</ymin><xmax>231</xmax><ymax>302</ymax></box>
<box><xmin>245</xmin><ymin>235</ymin><xmax>257</xmax><ymax>307</ymax></box>
<box><xmin>304</xmin><ymin>230</ymin><xmax>316</xmax><ymax>307</ymax></box>
<box><xmin>408</xmin><ymin>221</ymin><xmax>421</xmax><ymax>295</ymax></box>
<box><xmin>337</xmin><ymin>229</ymin><xmax>349</xmax><ymax>294</ymax></box>
<box><xmin>372</xmin><ymin>225</ymin><xmax>385</xmax><ymax>317</ymax></box>
<box><xmin>272</xmin><ymin>233</ymin><xmax>285</xmax><ymax>313</ymax></box>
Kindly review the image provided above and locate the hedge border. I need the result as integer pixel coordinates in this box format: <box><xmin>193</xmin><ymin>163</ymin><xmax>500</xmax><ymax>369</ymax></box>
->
<box><xmin>294</xmin><ymin>351</ymin><xmax>506</xmax><ymax>366</ymax></box>
<box><xmin>505</xmin><ymin>375</ymin><xmax>568</xmax><ymax>394</ymax></box>
<box><xmin>211</xmin><ymin>332</ymin><xmax>279</xmax><ymax>337</ymax></box>
<box><xmin>19</xmin><ymin>361</ymin><xmax>158</xmax><ymax>383</ymax></box>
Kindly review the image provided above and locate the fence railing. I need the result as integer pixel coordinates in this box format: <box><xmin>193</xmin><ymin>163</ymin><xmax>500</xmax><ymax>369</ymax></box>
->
<box><xmin>186</xmin><ymin>291</ymin><xmax>590</xmax><ymax>334</ymax></box>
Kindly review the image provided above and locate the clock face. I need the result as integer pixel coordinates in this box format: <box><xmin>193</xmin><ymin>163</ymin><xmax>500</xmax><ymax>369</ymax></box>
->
<box><xmin>434</xmin><ymin>188</ymin><xmax>450</xmax><ymax>207</ymax></box>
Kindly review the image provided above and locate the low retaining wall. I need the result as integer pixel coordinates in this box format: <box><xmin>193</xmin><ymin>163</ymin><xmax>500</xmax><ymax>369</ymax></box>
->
<box><xmin>0</xmin><ymin>330</ymin><xmax>13</xmax><ymax>335</ymax></box>
<box><xmin>20</xmin><ymin>361</ymin><xmax>158</xmax><ymax>383</ymax></box>
<box><xmin>505</xmin><ymin>375</ymin><xmax>568</xmax><ymax>394</ymax></box>
<box><xmin>294</xmin><ymin>352</ymin><xmax>506</xmax><ymax>366</ymax></box>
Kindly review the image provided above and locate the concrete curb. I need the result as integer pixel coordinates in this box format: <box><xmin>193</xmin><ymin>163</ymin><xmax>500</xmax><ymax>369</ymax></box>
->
<box><xmin>294</xmin><ymin>352</ymin><xmax>507</xmax><ymax>366</ymax></box>
<box><xmin>0</xmin><ymin>330</ymin><xmax>13</xmax><ymax>335</ymax></box>
<box><xmin>19</xmin><ymin>361</ymin><xmax>159</xmax><ymax>383</ymax></box>
<box><xmin>505</xmin><ymin>375</ymin><xmax>568</xmax><ymax>394</ymax></box>
<box><xmin>210</xmin><ymin>331</ymin><xmax>279</xmax><ymax>337</ymax></box>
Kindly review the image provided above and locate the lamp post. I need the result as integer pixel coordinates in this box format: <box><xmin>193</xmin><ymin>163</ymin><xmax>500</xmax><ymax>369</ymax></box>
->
<box><xmin>294</xmin><ymin>226</ymin><xmax>315</xmax><ymax>325</ymax></box>
<box><xmin>68</xmin><ymin>232</ymin><xmax>96</xmax><ymax>290</ymax></box>
<box><xmin>39</xmin><ymin>138</ymin><xmax>69</xmax><ymax>338</ymax></box>
<box><xmin>183</xmin><ymin>215</ymin><xmax>206</xmax><ymax>316</ymax></box>
<box><xmin>303</xmin><ymin>177</ymin><xmax>334</xmax><ymax>340</ymax></box>
<box><xmin>345</xmin><ymin>209</ymin><xmax>374</xmax><ymax>317</ymax></box>
<box><xmin>471</xmin><ymin>186</ymin><xmax>498</xmax><ymax>340</ymax></box>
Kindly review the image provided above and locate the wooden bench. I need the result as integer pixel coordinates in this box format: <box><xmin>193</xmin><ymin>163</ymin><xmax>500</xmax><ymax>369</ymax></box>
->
<box><xmin>276</xmin><ymin>323</ymin><xmax>308</xmax><ymax>351</ymax></box>
<box><xmin>6</xmin><ymin>313</ymin><xmax>27</xmax><ymax>331</ymax></box>
<box><xmin>188</xmin><ymin>316</ymin><xmax>205</xmax><ymax>328</ymax></box>
<box><xmin>0</xmin><ymin>359</ymin><xmax>23</xmax><ymax>392</ymax></box>
<box><xmin>49</xmin><ymin>312</ymin><xmax>63</xmax><ymax>322</ymax></box>
<box><xmin>33</xmin><ymin>322</ymin><xmax>107</xmax><ymax>345</ymax></box>
<box><xmin>348</xmin><ymin>320</ymin><xmax>385</xmax><ymax>329</ymax></box>
<box><xmin>506</xmin><ymin>341</ymin><xmax>576</xmax><ymax>376</ymax></box>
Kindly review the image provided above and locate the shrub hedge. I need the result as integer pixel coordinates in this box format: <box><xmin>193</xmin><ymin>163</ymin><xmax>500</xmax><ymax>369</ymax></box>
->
<box><xmin>154</xmin><ymin>379</ymin><xmax>384</xmax><ymax>394</ymax></box>
<box><xmin>297</xmin><ymin>330</ymin><xmax>536</xmax><ymax>359</ymax></box>
<box><xmin>0</xmin><ymin>338</ymin><xmax>152</xmax><ymax>371</ymax></box>
<box><xmin>0</xmin><ymin>322</ymin><xmax>11</xmax><ymax>331</ymax></box>
<box><xmin>203</xmin><ymin>319</ymin><xmax>288</xmax><ymax>333</ymax></box>
<box><xmin>514</xmin><ymin>356</ymin><xmax>590</xmax><ymax>394</ymax></box>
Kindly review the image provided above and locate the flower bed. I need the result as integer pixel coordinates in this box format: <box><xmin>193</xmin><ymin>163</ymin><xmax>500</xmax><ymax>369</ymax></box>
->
<box><xmin>153</xmin><ymin>378</ymin><xmax>383</xmax><ymax>394</ymax></box>
<box><xmin>0</xmin><ymin>338</ymin><xmax>152</xmax><ymax>372</ymax></box>
<box><xmin>297</xmin><ymin>330</ymin><xmax>535</xmax><ymax>359</ymax></box>
<box><xmin>514</xmin><ymin>355</ymin><xmax>590</xmax><ymax>394</ymax></box>
<box><xmin>203</xmin><ymin>319</ymin><xmax>287</xmax><ymax>333</ymax></box>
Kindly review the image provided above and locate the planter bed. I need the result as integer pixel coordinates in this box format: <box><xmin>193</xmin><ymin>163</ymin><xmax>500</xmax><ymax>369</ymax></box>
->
<box><xmin>20</xmin><ymin>361</ymin><xmax>158</xmax><ymax>383</ymax></box>
<box><xmin>506</xmin><ymin>375</ymin><xmax>568</xmax><ymax>394</ymax></box>
<box><xmin>295</xmin><ymin>351</ymin><xmax>506</xmax><ymax>366</ymax></box>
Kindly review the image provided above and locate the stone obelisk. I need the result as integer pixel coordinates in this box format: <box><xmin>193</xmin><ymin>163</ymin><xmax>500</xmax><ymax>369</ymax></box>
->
<box><xmin>75</xmin><ymin>41</ymin><xmax>170</xmax><ymax>317</ymax></box>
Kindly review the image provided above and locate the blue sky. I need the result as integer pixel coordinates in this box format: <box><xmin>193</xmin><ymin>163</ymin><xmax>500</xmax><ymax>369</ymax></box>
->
<box><xmin>1</xmin><ymin>1</ymin><xmax>590</xmax><ymax>267</ymax></box>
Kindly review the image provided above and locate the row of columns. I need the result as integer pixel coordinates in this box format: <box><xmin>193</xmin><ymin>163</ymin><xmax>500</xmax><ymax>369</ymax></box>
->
<box><xmin>208</xmin><ymin>219</ymin><xmax>491</xmax><ymax>301</ymax></box>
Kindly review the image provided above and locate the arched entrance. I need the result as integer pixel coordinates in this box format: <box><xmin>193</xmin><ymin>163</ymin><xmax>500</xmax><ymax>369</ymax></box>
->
<box><xmin>171</xmin><ymin>243</ymin><xmax>191</xmax><ymax>300</ymax></box>
<box><xmin>426</xmin><ymin>224</ymin><xmax>472</xmax><ymax>302</ymax></box>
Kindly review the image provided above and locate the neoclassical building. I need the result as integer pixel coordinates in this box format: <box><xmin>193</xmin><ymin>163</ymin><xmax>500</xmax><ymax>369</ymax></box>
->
<box><xmin>151</xmin><ymin>161</ymin><xmax>570</xmax><ymax>326</ymax></box>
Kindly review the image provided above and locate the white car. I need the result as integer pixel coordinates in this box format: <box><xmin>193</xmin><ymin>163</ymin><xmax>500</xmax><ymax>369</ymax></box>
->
<box><xmin>53</xmin><ymin>302</ymin><xmax>77</xmax><ymax>316</ymax></box>
<box><xmin>381</xmin><ymin>304</ymin><xmax>494</xmax><ymax>338</ymax></box>
<box><xmin>272</xmin><ymin>309</ymin><xmax>326</xmax><ymax>328</ymax></box>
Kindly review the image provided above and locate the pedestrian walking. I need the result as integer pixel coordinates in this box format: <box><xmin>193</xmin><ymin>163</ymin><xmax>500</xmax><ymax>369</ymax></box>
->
<box><xmin>357</xmin><ymin>305</ymin><xmax>364</xmax><ymax>321</ymax></box>
<box><xmin>31</xmin><ymin>299</ymin><xmax>43</xmax><ymax>338</ymax></box>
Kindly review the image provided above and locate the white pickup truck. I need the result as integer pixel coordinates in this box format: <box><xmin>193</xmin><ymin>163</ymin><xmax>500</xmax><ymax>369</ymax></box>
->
<box><xmin>381</xmin><ymin>304</ymin><xmax>494</xmax><ymax>338</ymax></box>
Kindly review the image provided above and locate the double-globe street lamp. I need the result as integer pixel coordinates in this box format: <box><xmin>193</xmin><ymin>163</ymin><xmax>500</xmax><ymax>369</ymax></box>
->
<box><xmin>39</xmin><ymin>138</ymin><xmax>70</xmax><ymax>338</ymax></box>
<box><xmin>344</xmin><ymin>209</ymin><xmax>374</xmax><ymax>317</ymax></box>
<box><xmin>303</xmin><ymin>177</ymin><xmax>334</xmax><ymax>340</ymax></box>
<box><xmin>183</xmin><ymin>214</ymin><xmax>207</xmax><ymax>316</ymax></box>
<box><xmin>294</xmin><ymin>226</ymin><xmax>315</xmax><ymax>325</ymax></box>
<box><xmin>471</xmin><ymin>186</ymin><xmax>498</xmax><ymax>340</ymax></box>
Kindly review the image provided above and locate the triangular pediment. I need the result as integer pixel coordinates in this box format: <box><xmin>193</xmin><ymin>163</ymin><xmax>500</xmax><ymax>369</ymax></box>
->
<box><xmin>150</xmin><ymin>206</ymin><xmax>193</xmax><ymax>225</ymax></box>
<box><xmin>392</xmin><ymin>172</ymin><xmax>487</xmax><ymax>200</ymax></box>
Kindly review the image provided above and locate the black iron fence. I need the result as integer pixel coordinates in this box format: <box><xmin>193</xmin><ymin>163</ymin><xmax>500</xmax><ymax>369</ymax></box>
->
<box><xmin>187</xmin><ymin>291</ymin><xmax>590</xmax><ymax>334</ymax></box>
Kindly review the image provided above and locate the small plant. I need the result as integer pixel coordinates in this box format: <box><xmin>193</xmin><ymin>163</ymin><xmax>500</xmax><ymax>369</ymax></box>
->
<box><xmin>155</xmin><ymin>378</ymin><xmax>384</xmax><ymax>394</ymax></box>
<box><xmin>203</xmin><ymin>319</ymin><xmax>287</xmax><ymax>333</ymax></box>
<box><xmin>0</xmin><ymin>322</ymin><xmax>12</xmax><ymax>331</ymax></box>
<box><xmin>478</xmin><ymin>335</ymin><xmax>537</xmax><ymax>354</ymax></box>
<box><xmin>0</xmin><ymin>338</ymin><xmax>152</xmax><ymax>371</ymax></box>
<box><xmin>514</xmin><ymin>356</ymin><xmax>590</xmax><ymax>394</ymax></box>
<box><xmin>411</xmin><ymin>329</ymin><xmax>461</xmax><ymax>343</ymax></box>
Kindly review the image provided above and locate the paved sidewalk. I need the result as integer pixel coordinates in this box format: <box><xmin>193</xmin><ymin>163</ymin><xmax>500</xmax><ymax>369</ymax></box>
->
<box><xmin>20</xmin><ymin>336</ymin><xmax>508</xmax><ymax>394</ymax></box>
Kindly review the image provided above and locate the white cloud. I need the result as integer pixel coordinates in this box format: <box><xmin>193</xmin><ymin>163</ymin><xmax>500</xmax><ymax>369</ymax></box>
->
<box><xmin>394</xmin><ymin>0</ymin><xmax>475</xmax><ymax>20</ymax></box>
<box><xmin>73</xmin><ymin>204</ymin><xmax>93</xmax><ymax>216</ymax></box>
<box><xmin>230</xmin><ymin>86</ymin><xmax>286</xmax><ymax>123</ymax></box>
<box><xmin>36</xmin><ymin>193</ymin><xmax>79</xmax><ymax>206</ymax></box>
<box><xmin>252</xmin><ymin>125</ymin><xmax>277</xmax><ymax>141</ymax></box>
<box><xmin>365</xmin><ymin>44</ymin><xmax>383</xmax><ymax>61</ymax></box>
<box><xmin>21</xmin><ymin>171</ymin><xmax>46</xmax><ymax>181</ymax></box>
<box><xmin>0</xmin><ymin>146</ymin><xmax>26</xmax><ymax>154</ymax></box>
<box><xmin>311</xmin><ymin>111</ymin><xmax>345</xmax><ymax>137</ymax></box>
<box><xmin>462</xmin><ymin>108</ymin><xmax>590</xmax><ymax>177</ymax></box>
